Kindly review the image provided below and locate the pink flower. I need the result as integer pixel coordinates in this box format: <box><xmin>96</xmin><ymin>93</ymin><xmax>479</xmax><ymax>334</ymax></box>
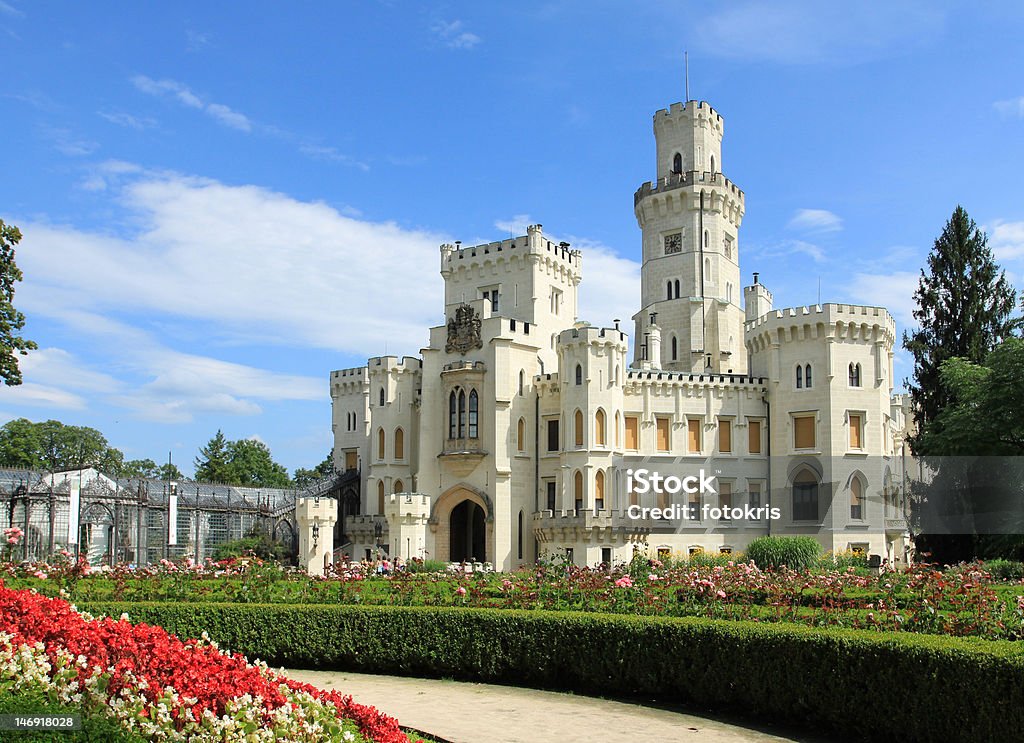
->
<box><xmin>455</xmin><ymin>586</ymin><xmax>467</xmax><ymax>596</ymax></box>
<box><xmin>614</xmin><ymin>575</ymin><xmax>634</xmax><ymax>588</ymax></box>
<box><xmin>716</xmin><ymin>589</ymin><xmax>726</xmax><ymax>599</ymax></box>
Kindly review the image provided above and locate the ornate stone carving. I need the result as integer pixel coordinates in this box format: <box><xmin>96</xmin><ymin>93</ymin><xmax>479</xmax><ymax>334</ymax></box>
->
<box><xmin>446</xmin><ymin>304</ymin><xmax>483</xmax><ymax>355</ymax></box>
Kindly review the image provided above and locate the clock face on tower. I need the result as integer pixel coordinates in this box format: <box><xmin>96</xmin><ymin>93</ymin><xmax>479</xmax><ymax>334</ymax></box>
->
<box><xmin>664</xmin><ymin>232</ymin><xmax>682</xmax><ymax>255</ymax></box>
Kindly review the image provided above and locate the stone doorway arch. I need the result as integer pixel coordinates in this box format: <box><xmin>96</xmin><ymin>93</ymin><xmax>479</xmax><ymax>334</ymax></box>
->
<box><xmin>430</xmin><ymin>485</ymin><xmax>492</xmax><ymax>563</ymax></box>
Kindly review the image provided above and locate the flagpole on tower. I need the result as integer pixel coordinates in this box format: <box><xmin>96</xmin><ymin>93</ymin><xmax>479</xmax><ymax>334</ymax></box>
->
<box><xmin>685</xmin><ymin>51</ymin><xmax>690</xmax><ymax>102</ymax></box>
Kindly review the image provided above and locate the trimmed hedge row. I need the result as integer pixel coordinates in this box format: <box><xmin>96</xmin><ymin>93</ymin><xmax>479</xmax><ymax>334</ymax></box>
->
<box><xmin>83</xmin><ymin>602</ymin><xmax>1024</xmax><ymax>743</ymax></box>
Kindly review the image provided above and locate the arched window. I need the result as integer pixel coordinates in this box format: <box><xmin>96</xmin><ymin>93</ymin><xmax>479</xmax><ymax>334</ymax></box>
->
<box><xmin>377</xmin><ymin>427</ymin><xmax>385</xmax><ymax>460</ymax></box>
<box><xmin>849</xmin><ymin>362</ymin><xmax>861</xmax><ymax>387</ymax></box>
<box><xmin>710</xmin><ymin>154</ymin><xmax>716</xmax><ymax>173</ymax></box>
<box><xmin>377</xmin><ymin>480</ymin><xmax>385</xmax><ymax>514</ymax></box>
<box><xmin>448</xmin><ymin>391</ymin><xmax>457</xmax><ymax>438</ymax></box>
<box><xmin>674</xmin><ymin>279</ymin><xmax>680</xmax><ymax>298</ymax></box>
<box><xmin>796</xmin><ymin>365</ymin><xmax>803</xmax><ymax>389</ymax></box>
<box><xmin>671</xmin><ymin>335</ymin><xmax>678</xmax><ymax>361</ymax></box>
<box><xmin>575</xmin><ymin>363</ymin><xmax>583</xmax><ymax>385</ymax></box>
<box><xmin>793</xmin><ymin>469</ymin><xmax>819</xmax><ymax>521</ymax></box>
<box><xmin>595</xmin><ymin>409</ymin><xmax>606</xmax><ymax>446</ymax></box>
<box><xmin>614</xmin><ymin>411</ymin><xmax>621</xmax><ymax>448</ymax></box>
<box><xmin>704</xmin><ymin>230</ymin><xmax>709</xmax><ymax>249</ymax></box>
<box><xmin>704</xmin><ymin>257</ymin><xmax>711</xmax><ymax>281</ymax></box>
<box><xmin>517</xmin><ymin>417</ymin><xmax>526</xmax><ymax>452</ymax></box>
<box><xmin>468</xmin><ymin>389</ymin><xmax>479</xmax><ymax>438</ymax></box>
<box><xmin>805</xmin><ymin>364</ymin><xmax>813</xmax><ymax>388</ymax></box>
<box><xmin>394</xmin><ymin>479</ymin><xmax>404</xmax><ymax>495</ymax></box>
<box><xmin>574</xmin><ymin>470</ymin><xmax>584</xmax><ymax>511</ymax></box>
<box><xmin>595</xmin><ymin>470</ymin><xmax>605</xmax><ymax>509</ymax></box>
<box><xmin>574</xmin><ymin>409</ymin><xmax>584</xmax><ymax>447</ymax></box>
<box><xmin>667</xmin><ymin>280</ymin><xmax>673</xmax><ymax>300</ymax></box>
<box><xmin>614</xmin><ymin>365</ymin><xmax>620</xmax><ymax>385</ymax></box>
<box><xmin>458</xmin><ymin>389</ymin><xmax>466</xmax><ymax>438</ymax></box>
<box><xmin>379</xmin><ymin>387</ymin><xmax>385</xmax><ymax>406</ymax></box>
<box><xmin>672</xmin><ymin>152</ymin><xmax>682</xmax><ymax>174</ymax></box>
<box><xmin>726</xmin><ymin>282</ymin><xmax>732</xmax><ymax>303</ymax></box>
<box><xmin>394</xmin><ymin>428</ymin><xmax>404</xmax><ymax>459</ymax></box>
<box><xmin>850</xmin><ymin>477</ymin><xmax>864</xmax><ymax>520</ymax></box>
<box><xmin>519</xmin><ymin>369</ymin><xmax>525</xmax><ymax>395</ymax></box>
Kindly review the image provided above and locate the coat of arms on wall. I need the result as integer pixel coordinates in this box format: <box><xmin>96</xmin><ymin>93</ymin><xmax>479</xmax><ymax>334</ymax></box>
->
<box><xmin>446</xmin><ymin>304</ymin><xmax>483</xmax><ymax>355</ymax></box>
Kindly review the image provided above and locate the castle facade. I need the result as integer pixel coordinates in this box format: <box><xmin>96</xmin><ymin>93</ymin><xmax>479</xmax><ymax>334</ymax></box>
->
<box><xmin>330</xmin><ymin>98</ymin><xmax>912</xmax><ymax>570</ymax></box>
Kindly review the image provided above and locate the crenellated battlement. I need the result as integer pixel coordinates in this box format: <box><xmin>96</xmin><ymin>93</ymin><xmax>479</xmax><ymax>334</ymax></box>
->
<box><xmin>331</xmin><ymin>366</ymin><xmax>368</xmax><ymax>380</ymax></box>
<box><xmin>654</xmin><ymin>100</ymin><xmax>724</xmax><ymax>128</ymax></box>
<box><xmin>634</xmin><ymin>170</ymin><xmax>745</xmax><ymax>207</ymax></box>
<box><xmin>744</xmin><ymin>303</ymin><xmax>897</xmax><ymax>347</ymax></box>
<box><xmin>367</xmin><ymin>356</ymin><xmax>423</xmax><ymax>373</ymax></box>
<box><xmin>440</xmin><ymin>223</ymin><xmax>582</xmax><ymax>276</ymax></box>
<box><xmin>556</xmin><ymin>324</ymin><xmax>629</xmax><ymax>349</ymax></box>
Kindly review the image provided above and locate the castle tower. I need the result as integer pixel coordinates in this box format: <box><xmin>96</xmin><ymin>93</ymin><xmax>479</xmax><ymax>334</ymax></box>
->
<box><xmin>632</xmin><ymin>101</ymin><xmax>746</xmax><ymax>374</ymax></box>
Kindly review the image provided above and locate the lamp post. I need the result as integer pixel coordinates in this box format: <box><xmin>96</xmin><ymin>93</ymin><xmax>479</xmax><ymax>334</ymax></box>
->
<box><xmin>312</xmin><ymin>521</ymin><xmax>320</xmax><ymax>552</ymax></box>
<box><xmin>373</xmin><ymin>519</ymin><xmax>383</xmax><ymax>560</ymax></box>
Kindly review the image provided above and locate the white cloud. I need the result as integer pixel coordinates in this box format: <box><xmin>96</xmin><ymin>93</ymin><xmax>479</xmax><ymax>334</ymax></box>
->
<box><xmin>989</xmin><ymin>219</ymin><xmax>1024</xmax><ymax>261</ymax></box>
<box><xmin>494</xmin><ymin>214</ymin><xmax>533</xmax><ymax>236</ymax></box>
<box><xmin>41</xmin><ymin>126</ymin><xmax>98</xmax><ymax>157</ymax></box>
<box><xmin>694</xmin><ymin>1</ymin><xmax>944</xmax><ymax>64</ymax></box>
<box><xmin>131</xmin><ymin>75</ymin><xmax>251</xmax><ymax>132</ymax></box>
<box><xmin>993</xmin><ymin>97</ymin><xmax>1024</xmax><ymax>118</ymax></box>
<box><xmin>845</xmin><ymin>270</ymin><xmax>919</xmax><ymax>328</ymax></box>
<box><xmin>752</xmin><ymin>239</ymin><xmax>826</xmax><ymax>263</ymax></box>
<box><xmin>571</xmin><ymin>239</ymin><xmax>642</xmax><ymax>330</ymax></box>
<box><xmin>432</xmin><ymin>20</ymin><xmax>481</xmax><ymax>50</ymax></box>
<box><xmin>99</xmin><ymin>110</ymin><xmax>157</xmax><ymax>130</ymax></box>
<box><xmin>299</xmin><ymin>144</ymin><xmax>369</xmax><ymax>171</ymax></box>
<box><xmin>0</xmin><ymin>1</ymin><xmax>23</xmax><ymax>17</ymax></box>
<box><xmin>787</xmin><ymin>208</ymin><xmax>843</xmax><ymax>233</ymax></box>
<box><xmin>0</xmin><ymin>383</ymin><xmax>87</xmax><ymax>410</ymax></box>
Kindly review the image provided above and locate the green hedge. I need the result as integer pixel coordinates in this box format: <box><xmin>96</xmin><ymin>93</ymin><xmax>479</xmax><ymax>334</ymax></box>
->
<box><xmin>83</xmin><ymin>602</ymin><xmax>1024</xmax><ymax>743</ymax></box>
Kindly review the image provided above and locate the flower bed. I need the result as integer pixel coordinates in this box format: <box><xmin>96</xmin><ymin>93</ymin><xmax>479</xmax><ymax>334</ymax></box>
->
<box><xmin>0</xmin><ymin>584</ymin><xmax>422</xmax><ymax>742</ymax></box>
<box><xmin>6</xmin><ymin>555</ymin><xmax>1023</xmax><ymax>640</ymax></box>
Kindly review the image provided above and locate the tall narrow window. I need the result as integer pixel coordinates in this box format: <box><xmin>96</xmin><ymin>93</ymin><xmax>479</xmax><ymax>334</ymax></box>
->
<box><xmin>595</xmin><ymin>409</ymin><xmax>606</xmax><ymax>446</ymax></box>
<box><xmin>793</xmin><ymin>470</ymin><xmax>819</xmax><ymax>521</ymax></box>
<box><xmin>547</xmin><ymin>419</ymin><xmax>560</xmax><ymax>451</ymax></box>
<box><xmin>671</xmin><ymin>336</ymin><xmax>678</xmax><ymax>361</ymax></box>
<box><xmin>625</xmin><ymin>416</ymin><xmax>639</xmax><ymax>450</ymax></box>
<box><xmin>688</xmin><ymin>419</ymin><xmax>701</xmax><ymax>453</ymax></box>
<box><xmin>575</xmin><ymin>364</ymin><xmax>583</xmax><ymax>385</ymax></box>
<box><xmin>595</xmin><ymin>470</ymin><xmax>605</xmax><ymax>510</ymax></box>
<box><xmin>805</xmin><ymin>364</ymin><xmax>813</xmax><ymax>388</ymax></box>
<box><xmin>546</xmin><ymin>481</ymin><xmax>557</xmax><ymax>511</ymax></box>
<box><xmin>849</xmin><ymin>363</ymin><xmax>862</xmax><ymax>387</ymax></box>
<box><xmin>519</xmin><ymin>369</ymin><xmax>525</xmax><ymax>395</ymax></box>
<box><xmin>448</xmin><ymin>391</ymin><xmax>457</xmax><ymax>439</ymax></box>
<box><xmin>748</xmin><ymin>420</ymin><xmax>762</xmax><ymax>454</ymax></box>
<box><xmin>517</xmin><ymin>510</ymin><xmax>524</xmax><ymax>559</ymax></box>
<box><xmin>574</xmin><ymin>470</ymin><xmax>584</xmax><ymax>512</ymax></box>
<box><xmin>796</xmin><ymin>365</ymin><xmax>803</xmax><ymax>389</ymax></box>
<box><xmin>849</xmin><ymin>413</ymin><xmax>863</xmax><ymax>449</ymax></box>
<box><xmin>674</xmin><ymin>279</ymin><xmax>680</xmax><ymax>298</ymax></box>
<box><xmin>718</xmin><ymin>418</ymin><xmax>732</xmax><ymax>453</ymax></box>
<box><xmin>517</xmin><ymin>417</ymin><xmax>526</xmax><ymax>452</ymax></box>
<box><xmin>468</xmin><ymin>389</ymin><xmax>478</xmax><ymax>438</ymax></box>
<box><xmin>710</xmin><ymin>154</ymin><xmax>716</xmax><ymax>173</ymax></box>
<box><xmin>672</xmin><ymin>152</ymin><xmax>682</xmax><ymax>174</ymax></box>
<box><xmin>379</xmin><ymin>387</ymin><xmax>385</xmax><ymax>406</ymax></box>
<box><xmin>850</xmin><ymin>478</ymin><xmax>863</xmax><ymax>520</ymax></box>
<box><xmin>377</xmin><ymin>428</ymin><xmax>385</xmax><ymax>460</ymax></box>
<box><xmin>458</xmin><ymin>390</ymin><xmax>466</xmax><ymax>438</ymax></box>
<box><xmin>657</xmin><ymin>417</ymin><xmax>671</xmax><ymax>452</ymax></box>
<box><xmin>377</xmin><ymin>480</ymin><xmax>385</xmax><ymax>514</ymax></box>
<box><xmin>704</xmin><ymin>230</ymin><xmax>709</xmax><ymax>249</ymax></box>
<box><xmin>667</xmin><ymin>280</ymin><xmax>673</xmax><ymax>300</ymax></box>
<box><xmin>394</xmin><ymin>428</ymin><xmax>404</xmax><ymax>459</ymax></box>
<box><xmin>614</xmin><ymin>411</ymin><xmax>621</xmax><ymax>448</ymax></box>
<box><xmin>574</xmin><ymin>409</ymin><xmax>584</xmax><ymax>447</ymax></box>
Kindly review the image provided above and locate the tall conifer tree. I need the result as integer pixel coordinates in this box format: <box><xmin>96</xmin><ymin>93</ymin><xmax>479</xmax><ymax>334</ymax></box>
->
<box><xmin>904</xmin><ymin>205</ymin><xmax>1019</xmax><ymax>451</ymax></box>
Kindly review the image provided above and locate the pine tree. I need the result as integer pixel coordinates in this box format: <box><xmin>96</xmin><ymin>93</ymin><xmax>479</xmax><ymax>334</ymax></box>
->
<box><xmin>904</xmin><ymin>205</ymin><xmax>1020</xmax><ymax>451</ymax></box>
<box><xmin>194</xmin><ymin>430</ymin><xmax>233</xmax><ymax>483</ymax></box>
<box><xmin>0</xmin><ymin>220</ymin><xmax>37</xmax><ymax>386</ymax></box>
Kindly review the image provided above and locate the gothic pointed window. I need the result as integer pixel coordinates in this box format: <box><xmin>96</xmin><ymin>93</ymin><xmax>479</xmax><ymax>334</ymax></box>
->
<box><xmin>671</xmin><ymin>335</ymin><xmax>678</xmax><ymax>361</ymax></box>
<box><xmin>379</xmin><ymin>387</ymin><xmax>385</xmax><ymax>406</ymax></box>
<box><xmin>849</xmin><ymin>362</ymin><xmax>861</xmax><ymax>387</ymax></box>
<box><xmin>575</xmin><ymin>363</ymin><xmax>583</xmax><ymax>386</ymax></box>
<box><xmin>595</xmin><ymin>408</ymin><xmax>606</xmax><ymax>446</ymax></box>
<box><xmin>377</xmin><ymin>427</ymin><xmax>385</xmax><ymax>460</ymax></box>
<box><xmin>377</xmin><ymin>480</ymin><xmax>385</xmax><ymax>514</ymax></box>
<box><xmin>517</xmin><ymin>417</ymin><xmax>526</xmax><ymax>452</ymax></box>
<box><xmin>574</xmin><ymin>409</ymin><xmax>584</xmax><ymax>447</ymax></box>
<box><xmin>468</xmin><ymin>389</ymin><xmax>479</xmax><ymax>438</ymax></box>
<box><xmin>796</xmin><ymin>365</ymin><xmax>803</xmax><ymax>389</ymax></box>
<box><xmin>674</xmin><ymin>279</ymin><xmax>680</xmax><ymax>298</ymax></box>
<box><xmin>448</xmin><ymin>391</ymin><xmax>457</xmax><ymax>438</ymax></box>
<box><xmin>805</xmin><ymin>364</ymin><xmax>813</xmax><ymax>388</ymax></box>
<box><xmin>710</xmin><ymin>155</ymin><xmax>716</xmax><ymax>174</ymax></box>
<box><xmin>394</xmin><ymin>428</ymin><xmax>404</xmax><ymax>459</ymax></box>
<box><xmin>672</xmin><ymin>152</ymin><xmax>682</xmax><ymax>174</ymax></box>
<box><xmin>458</xmin><ymin>390</ymin><xmax>466</xmax><ymax>438</ymax></box>
<box><xmin>519</xmin><ymin>369</ymin><xmax>525</xmax><ymax>395</ymax></box>
<box><xmin>667</xmin><ymin>281</ymin><xmax>673</xmax><ymax>300</ymax></box>
<box><xmin>704</xmin><ymin>230</ymin><xmax>710</xmax><ymax>249</ymax></box>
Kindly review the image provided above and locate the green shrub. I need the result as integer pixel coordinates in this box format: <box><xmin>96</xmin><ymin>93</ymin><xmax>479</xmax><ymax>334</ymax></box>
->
<box><xmin>746</xmin><ymin>536</ymin><xmax>822</xmax><ymax>571</ymax></box>
<box><xmin>0</xmin><ymin>687</ymin><xmax>146</xmax><ymax>742</ymax></box>
<box><xmin>83</xmin><ymin>602</ymin><xmax>1024</xmax><ymax>743</ymax></box>
<box><xmin>687</xmin><ymin>550</ymin><xmax>740</xmax><ymax>568</ymax></box>
<box><xmin>983</xmin><ymin>559</ymin><xmax>1024</xmax><ymax>581</ymax></box>
<box><xmin>404</xmin><ymin>559</ymin><xmax>449</xmax><ymax>574</ymax></box>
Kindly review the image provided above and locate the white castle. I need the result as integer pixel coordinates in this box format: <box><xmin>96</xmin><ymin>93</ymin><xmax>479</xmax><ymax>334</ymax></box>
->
<box><xmin>328</xmin><ymin>97</ymin><xmax>913</xmax><ymax>571</ymax></box>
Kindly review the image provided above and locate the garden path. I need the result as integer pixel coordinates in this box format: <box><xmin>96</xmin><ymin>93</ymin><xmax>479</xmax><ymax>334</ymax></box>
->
<box><xmin>285</xmin><ymin>670</ymin><xmax>830</xmax><ymax>743</ymax></box>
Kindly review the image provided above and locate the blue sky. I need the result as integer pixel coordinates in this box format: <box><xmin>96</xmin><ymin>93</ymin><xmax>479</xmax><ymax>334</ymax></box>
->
<box><xmin>2</xmin><ymin>1</ymin><xmax>1023</xmax><ymax>477</ymax></box>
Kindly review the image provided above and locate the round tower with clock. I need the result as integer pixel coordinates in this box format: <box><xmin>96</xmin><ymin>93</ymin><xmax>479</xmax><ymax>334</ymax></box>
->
<box><xmin>631</xmin><ymin>100</ymin><xmax>747</xmax><ymax>374</ymax></box>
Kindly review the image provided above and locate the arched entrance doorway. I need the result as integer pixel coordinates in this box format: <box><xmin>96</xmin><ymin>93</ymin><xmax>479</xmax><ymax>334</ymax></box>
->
<box><xmin>449</xmin><ymin>500</ymin><xmax>485</xmax><ymax>562</ymax></box>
